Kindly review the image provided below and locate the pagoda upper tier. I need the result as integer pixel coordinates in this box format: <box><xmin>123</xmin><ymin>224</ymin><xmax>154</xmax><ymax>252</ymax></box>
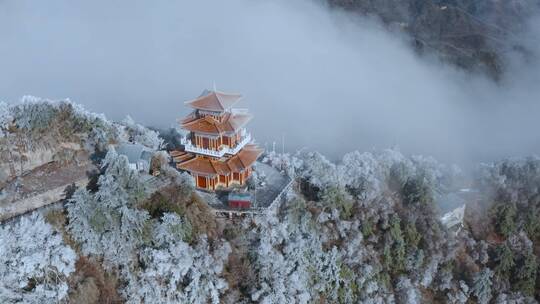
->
<box><xmin>179</xmin><ymin>90</ymin><xmax>256</xmax><ymax>158</ymax></box>
<box><xmin>184</xmin><ymin>89</ymin><xmax>242</xmax><ymax>112</ymax></box>
<box><xmin>181</xmin><ymin>111</ymin><xmax>252</xmax><ymax>135</ymax></box>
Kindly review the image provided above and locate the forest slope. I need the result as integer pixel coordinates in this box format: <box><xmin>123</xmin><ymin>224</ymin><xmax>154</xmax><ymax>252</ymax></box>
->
<box><xmin>1</xmin><ymin>100</ymin><xmax>539</xmax><ymax>303</ymax></box>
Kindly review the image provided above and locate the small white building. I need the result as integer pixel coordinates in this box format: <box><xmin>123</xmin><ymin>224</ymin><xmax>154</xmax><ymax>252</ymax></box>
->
<box><xmin>437</xmin><ymin>189</ymin><xmax>474</xmax><ymax>233</ymax></box>
<box><xmin>441</xmin><ymin>204</ymin><xmax>466</xmax><ymax>230</ymax></box>
<box><xmin>116</xmin><ymin>143</ymin><xmax>153</xmax><ymax>173</ymax></box>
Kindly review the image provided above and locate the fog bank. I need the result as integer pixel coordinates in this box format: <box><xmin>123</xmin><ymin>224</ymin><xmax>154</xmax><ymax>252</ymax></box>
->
<box><xmin>1</xmin><ymin>0</ymin><xmax>539</xmax><ymax>165</ymax></box>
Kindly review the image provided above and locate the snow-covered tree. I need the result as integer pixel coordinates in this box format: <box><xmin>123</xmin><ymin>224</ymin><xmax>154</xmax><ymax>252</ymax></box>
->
<box><xmin>395</xmin><ymin>276</ymin><xmax>420</xmax><ymax>304</ymax></box>
<box><xmin>340</xmin><ymin>151</ymin><xmax>384</xmax><ymax>201</ymax></box>
<box><xmin>296</xmin><ymin>151</ymin><xmax>341</xmax><ymax>190</ymax></box>
<box><xmin>121</xmin><ymin>115</ymin><xmax>163</xmax><ymax>150</ymax></box>
<box><xmin>0</xmin><ymin>213</ymin><xmax>76</xmax><ymax>303</ymax></box>
<box><xmin>471</xmin><ymin>268</ymin><xmax>494</xmax><ymax>304</ymax></box>
<box><xmin>446</xmin><ymin>281</ymin><xmax>470</xmax><ymax>304</ymax></box>
<box><xmin>0</xmin><ymin>101</ymin><xmax>12</xmax><ymax>138</ymax></box>
<box><xmin>1</xmin><ymin>97</ymin><xmax>119</xmax><ymax>155</ymax></box>
<box><xmin>67</xmin><ymin>150</ymin><xmax>149</xmax><ymax>270</ymax></box>
<box><xmin>11</xmin><ymin>96</ymin><xmax>56</xmax><ymax>132</ymax></box>
<box><xmin>123</xmin><ymin>213</ymin><xmax>231</xmax><ymax>304</ymax></box>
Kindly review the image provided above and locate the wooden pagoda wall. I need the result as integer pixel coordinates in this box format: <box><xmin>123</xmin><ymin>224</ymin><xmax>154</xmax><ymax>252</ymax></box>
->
<box><xmin>192</xmin><ymin>133</ymin><xmax>242</xmax><ymax>151</ymax></box>
<box><xmin>193</xmin><ymin>167</ymin><xmax>252</xmax><ymax>191</ymax></box>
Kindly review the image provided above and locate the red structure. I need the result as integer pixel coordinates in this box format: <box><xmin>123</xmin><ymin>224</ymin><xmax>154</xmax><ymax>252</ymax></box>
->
<box><xmin>228</xmin><ymin>192</ymin><xmax>251</xmax><ymax>208</ymax></box>
<box><xmin>172</xmin><ymin>89</ymin><xmax>263</xmax><ymax>191</ymax></box>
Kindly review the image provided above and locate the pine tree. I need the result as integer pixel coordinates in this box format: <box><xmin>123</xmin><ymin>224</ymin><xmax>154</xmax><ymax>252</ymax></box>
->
<box><xmin>401</xmin><ymin>175</ymin><xmax>432</xmax><ymax>205</ymax></box>
<box><xmin>524</xmin><ymin>208</ymin><xmax>540</xmax><ymax>241</ymax></box>
<box><xmin>514</xmin><ymin>252</ymin><xmax>537</xmax><ymax>297</ymax></box>
<box><xmin>404</xmin><ymin>221</ymin><xmax>422</xmax><ymax>250</ymax></box>
<box><xmin>493</xmin><ymin>203</ymin><xmax>517</xmax><ymax>238</ymax></box>
<box><xmin>494</xmin><ymin>244</ymin><xmax>515</xmax><ymax>279</ymax></box>
<box><xmin>389</xmin><ymin>214</ymin><xmax>406</xmax><ymax>273</ymax></box>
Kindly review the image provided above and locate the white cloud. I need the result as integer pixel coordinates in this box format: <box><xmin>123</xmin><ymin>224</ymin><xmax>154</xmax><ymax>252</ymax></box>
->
<box><xmin>0</xmin><ymin>0</ymin><xmax>539</xmax><ymax>165</ymax></box>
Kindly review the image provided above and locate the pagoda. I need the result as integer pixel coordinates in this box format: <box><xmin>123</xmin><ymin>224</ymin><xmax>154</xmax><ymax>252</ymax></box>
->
<box><xmin>171</xmin><ymin>89</ymin><xmax>263</xmax><ymax>191</ymax></box>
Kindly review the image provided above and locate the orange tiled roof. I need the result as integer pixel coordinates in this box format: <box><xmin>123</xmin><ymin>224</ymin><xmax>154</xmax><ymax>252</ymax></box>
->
<box><xmin>212</xmin><ymin>161</ymin><xmax>231</xmax><ymax>175</ymax></box>
<box><xmin>184</xmin><ymin>90</ymin><xmax>242</xmax><ymax>112</ymax></box>
<box><xmin>235</xmin><ymin>144</ymin><xmax>263</xmax><ymax>167</ymax></box>
<box><xmin>181</xmin><ymin>112</ymin><xmax>252</xmax><ymax>135</ymax></box>
<box><xmin>227</xmin><ymin>157</ymin><xmax>244</xmax><ymax>172</ymax></box>
<box><xmin>177</xmin><ymin>144</ymin><xmax>263</xmax><ymax>175</ymax></box>
<box><xmin>169</xmin><ymin>150</ymin><xmax>185</xmax><ymax>157</ymax></box>
<box><xmin>180</xmin><ymin>112</ymin><xmax>198</xmax><ymax>124</ymax></box>
<box><xmin>177</xmin><ymin>157</ymin><xmax>217</xmax><ymax>175</ymax></box>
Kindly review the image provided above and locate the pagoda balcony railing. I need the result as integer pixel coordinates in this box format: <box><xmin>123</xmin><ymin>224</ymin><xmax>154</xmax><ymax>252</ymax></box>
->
<box><xmin>181</xmin><ymin>133</ymin><xmax>252</xmax><ymax>157</ymax></box>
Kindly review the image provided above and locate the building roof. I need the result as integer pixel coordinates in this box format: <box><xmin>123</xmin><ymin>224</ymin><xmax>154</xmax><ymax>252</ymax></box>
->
<box><xmin>181</xmin><ymin>112</ymin><xmax>252</xmax><ymax>135</ymax></box>
<box><xmin>235</xmin><ymin>144</ymin><xmax>263</xmax><ymax>167</ymax></box>
<box><xmin>116</xmin><ymin>143</ymin><xmax>153</xmax><ymax>164</ymax></box>
<box><xmin>180</xmin><ymin>112</ymin><xmax>198</xmax><ymax>125</ymax></box>
<box><xmin>177</xmin><ymin>157</ymin><xmax>216</xmax><ymax>176</ymax></box>
<box><xmin>184</xmin><ymin>89</ymin><xmax>242</xmax><ymax>112</ymax></box>
<box><xmin>177</xmin><ymin>144</ymin><xmax>263</xmax><ymax>175</ymax></box>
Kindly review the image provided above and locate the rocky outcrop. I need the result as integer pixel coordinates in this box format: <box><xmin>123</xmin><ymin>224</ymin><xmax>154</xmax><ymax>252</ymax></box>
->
<box><xmin>0</xmin><ymin>177</ymin><xmax>88</xmax><ymax>222</ymax></box>
<box><xmin>0</xmin><ymin>143</ymin><xmax>86</xmax><ymax>184</ymax></box>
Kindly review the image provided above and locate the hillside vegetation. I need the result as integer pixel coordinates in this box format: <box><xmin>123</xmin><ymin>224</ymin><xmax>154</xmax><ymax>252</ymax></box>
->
<box><xmin>1</xmin><ymin>100</ymin><xmax>539</xmax><ymax>303</ymax></box>
<box><xmin>328</xmin><ymin>0</ymin><xmax>540</xmax><ymax>79</ymax></box>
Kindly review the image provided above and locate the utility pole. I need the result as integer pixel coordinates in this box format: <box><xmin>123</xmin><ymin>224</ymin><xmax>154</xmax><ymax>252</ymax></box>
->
<box><xmin>281</xmin><ymin>134</ymin><xmax>285</xmax><ymax>171</ymax></box>
<box><xmin>282</xmin><ymin>133</ymin><xmax>285</xmax><ymax>155</ymax></box>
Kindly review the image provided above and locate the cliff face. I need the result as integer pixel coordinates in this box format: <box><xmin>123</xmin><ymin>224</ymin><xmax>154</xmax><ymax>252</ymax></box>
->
<box><xmin>0</xmin><ymin>99</ymin><xmax>111</xmax><ymax>184</ymax></box>
<box><xmin>0</xmin><ymin>144</ymin><xmax>87</xmax><ymax>184</ymax></box>
<box><xmin>327</xmin><ymin>0</ymin><xmax>540</xmax><ymax>79</ymax></box>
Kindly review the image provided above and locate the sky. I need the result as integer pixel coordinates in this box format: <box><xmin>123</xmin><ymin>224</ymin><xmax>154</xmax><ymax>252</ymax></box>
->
<box><xmin>1</xmin><ymin>0</ymin><xmax>539</xmax><ymax>166</ymax></box>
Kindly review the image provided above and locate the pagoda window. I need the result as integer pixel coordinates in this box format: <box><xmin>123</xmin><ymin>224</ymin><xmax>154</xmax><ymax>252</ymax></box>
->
<box><xmin>233</xmin><ymin>172</ymin><xmax>240</xmax><ymax>181</ymax></box>
<box><xmin>202</xmin><ymin>137</ymin><xmax>209</xmax><ymax>149</ymax></box>
<box><xmin>219</xmin><ymin>175</ymin><xmax>226</xmax><ymax>184</ymax></box>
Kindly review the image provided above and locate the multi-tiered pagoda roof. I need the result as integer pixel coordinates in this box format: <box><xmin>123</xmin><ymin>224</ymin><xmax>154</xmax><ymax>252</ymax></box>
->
<box><xmin>176</xmin><ymin>144</ymin><xmax>262</xmax><ymax>176</ymax></box>
<box><xmin>185</xmin><ymin>90</ymin><xmax>242</xmax><ymax>111</ymax></box>
<box><xmin>173</xmin><ymin>89</ymin><xmax>263</xmax><ymax>191</ymax></box>
<box><xmin>181</xmin><ymin>112</ymin><xmax>252</xmax><ymax>135</ymax></box>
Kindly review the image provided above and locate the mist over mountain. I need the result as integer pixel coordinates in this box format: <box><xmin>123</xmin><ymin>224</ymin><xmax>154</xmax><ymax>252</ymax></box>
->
<box><xmin>3</xmin><ymin>1</ymin><xmax>540</xmax><ymax>303</ymax></box>
<box><xmin>1</xmin><ymin>0</ymin><xmax>539</xmax><ymax>165</ymax></box>
<box><xmin>328</xmin><ymin>0</ymin><xmax>540</xmax><ymax>78</ymax></box>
